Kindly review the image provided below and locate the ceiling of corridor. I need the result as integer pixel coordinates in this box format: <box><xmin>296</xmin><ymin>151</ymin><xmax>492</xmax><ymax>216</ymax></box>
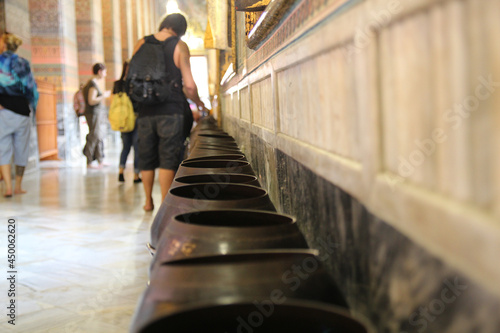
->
<box><xmin>157</xmin><ymin>0</ymin><xmax>207</xmax><ymax>50</ymax></box>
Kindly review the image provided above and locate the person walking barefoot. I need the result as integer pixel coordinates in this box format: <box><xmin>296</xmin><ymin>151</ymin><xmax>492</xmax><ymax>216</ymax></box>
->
<box><xmin>0</xmin><ymin>32</ymin><xmax>38</xmax><ymax>197</ymax></box>
<box><xmin>130</xmin><ymin>14</ymin><xmax>207</xmax><ymax>211</ymax></box>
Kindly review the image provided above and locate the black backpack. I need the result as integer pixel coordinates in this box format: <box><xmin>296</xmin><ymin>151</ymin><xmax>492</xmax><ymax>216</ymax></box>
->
<box><xmin>126</xmin><ymin>37</ymin><xmax>173</xmax><ymax>105</ymax></box>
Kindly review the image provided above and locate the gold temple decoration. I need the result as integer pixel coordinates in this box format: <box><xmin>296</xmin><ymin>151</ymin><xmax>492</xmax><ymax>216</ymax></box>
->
<box><xmin>235</xmin><ymin>0</ymin><xmax>271</xmax><ymax>12</ymax></box>
<box><xmin>204</xmin><ymin>18</ymin><xmax>215</xmax><ymax>49</ymax></box>
<box><xmin>245</xmin><ymin>11</ymin><xmax>264</xmax><ymax>37</ymax></box>
<box><xmin>247</xmin><ymin>0</ymin><xmax>297</xmax><ymax>49</ymax></box>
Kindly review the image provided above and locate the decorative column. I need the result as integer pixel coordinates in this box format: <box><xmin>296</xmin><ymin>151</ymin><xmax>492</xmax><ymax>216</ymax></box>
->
<box><xmin>142</xmin><ymin>0</ymin><xmax>150</xmax><ymax>35</ymax></box>
<box><xmin>75</xmin><ymin>0</ymin><xmax>105</xmax><ymax>83</ymax></box>
<box><xmin>1</xmin><ymin>0</ymin><xmax>32</xmax><ymax>59</ymax></box>
<box><xmin>120</xmin><ymin>0</ymin><xmax>134</xmax><ymax>61</ymax></box>
<box><xmin>135</xmin><ymin>0</ymin><xmax>143</xmax><ymax>40</ymax></box>
<box><xmin>102</xmin><ymin>0</ymin><xmax>122</xmax><ymax>90</ymax></box>
<box><xmin>148</xmin><ymin>0</ymin><xmax>156</xmax><ymax>33</ymax></box>
<box><xmin>29</xmin><ymin>0</ymin><xmax>80</xmax><ymax>162</ymax></box>
<box><xmin>131</xmin><ymin>0</ymin><xmax>138</xmax><ymax>43</ymax></box>
<box><xmin>75</xmin><ymin>0</ymin><xmax>115</xmax><ymax>150</ymax></box>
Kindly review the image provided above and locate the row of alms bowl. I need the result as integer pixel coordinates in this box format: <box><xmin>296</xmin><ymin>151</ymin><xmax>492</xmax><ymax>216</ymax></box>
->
<box><xmin>131</xmin><ymin>116</ymin><xmax>369</xmax><ymax>333</ymax></box>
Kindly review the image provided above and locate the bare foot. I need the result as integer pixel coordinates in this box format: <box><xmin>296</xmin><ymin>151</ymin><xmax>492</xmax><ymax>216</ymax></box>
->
<box><xmin>4</xmin><ymin>182</ymin><xmax>12</xmax><ymax>197</ymax></box>
<box><xmin>14</xmin><ymin>189</ymin><xmax>27</xmax><ymax>195</ymax></box>
<box><xmin>87</xmin><ymin>164</ymin><xmax>101</xmax><ymax>169</ymax></box>
<box><xmin>143</xmin><ymin>198</ymin><xmax>154</xmax><ymax>211</ymax></box>
<box><xmin>143</xmin><ymin>204</ymin><xmax>154</xmax><ymax>211</ymax></box>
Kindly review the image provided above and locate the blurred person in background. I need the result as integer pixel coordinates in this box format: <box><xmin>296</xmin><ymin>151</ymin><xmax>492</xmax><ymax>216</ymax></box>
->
<box><xmin>0</xmin><ymin>32</ymin><xmax>38</xmax><ymax>197</ymax></box>
<box><xmin>113</xmin><ymin>61</ymin><xmax>141</xmax><ymax>183</ymax></box>
<box><xmin>82</xmin><ymin>63</ymin><xmax>111</xmax><ymax>169</ymax></box>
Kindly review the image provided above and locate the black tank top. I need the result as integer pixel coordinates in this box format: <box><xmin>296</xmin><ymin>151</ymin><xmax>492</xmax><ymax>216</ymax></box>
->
<box><xmin>138</xmin><ymin>35</ymin><xmax>185</xmax><ymax>117</ymax></box>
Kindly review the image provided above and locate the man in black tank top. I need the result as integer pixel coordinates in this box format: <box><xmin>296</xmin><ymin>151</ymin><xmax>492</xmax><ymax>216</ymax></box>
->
<box><xmin>131</xmin><ymin>13</ymin><xmax>207</xmax><ymax>212</ymax></box>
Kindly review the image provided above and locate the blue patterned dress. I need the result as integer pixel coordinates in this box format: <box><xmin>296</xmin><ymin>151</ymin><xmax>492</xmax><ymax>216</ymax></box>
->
<box><xmin>0</xmin><ymin>50</ymin><xmax>38</xmax><ymax>113</ymax></box>
<box><xmin>0</xmin><ymin>50</ymin><xmax>39</xmax><ymax>167</ymax></box>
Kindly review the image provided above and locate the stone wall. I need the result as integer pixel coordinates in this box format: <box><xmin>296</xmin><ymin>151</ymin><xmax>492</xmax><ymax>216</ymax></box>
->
<box><xmin>221</xmin><ymin>0</ymin><xmax>500</xmax><ymax>331</ymax></box>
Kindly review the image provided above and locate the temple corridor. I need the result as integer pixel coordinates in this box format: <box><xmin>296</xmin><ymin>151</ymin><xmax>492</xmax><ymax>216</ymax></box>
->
<box><xmin>2</xmin><ymin>0</ymin><xmax>500</xmax><ymax>331</ymax></box>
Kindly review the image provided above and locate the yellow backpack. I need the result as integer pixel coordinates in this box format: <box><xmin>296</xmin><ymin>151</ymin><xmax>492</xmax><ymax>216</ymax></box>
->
<box><xmin>108</xmin><ymin>92</ymin><xmax>136</xmax><ymax>132</ymax></box>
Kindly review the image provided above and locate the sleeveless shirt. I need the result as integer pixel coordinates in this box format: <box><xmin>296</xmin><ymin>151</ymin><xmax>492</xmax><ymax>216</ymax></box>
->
<box><xmin>83</xmin><ymin>79</ymin><xmax>106</xmax><ymax>115</ymax></box>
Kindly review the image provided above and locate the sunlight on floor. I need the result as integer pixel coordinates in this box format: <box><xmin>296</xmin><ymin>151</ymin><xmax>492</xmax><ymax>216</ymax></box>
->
<box><xmin>0</xmin><ymin>143</ymin><xmax>158</xmax><ymax>332</ymax></box>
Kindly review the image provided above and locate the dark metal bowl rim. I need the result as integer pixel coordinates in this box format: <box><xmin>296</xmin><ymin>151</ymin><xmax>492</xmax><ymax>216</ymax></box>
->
<box><xmin>173</xmin><ymin>173</ymin><xmax>258</xmax><ymax>184</ymax></box>
<box><xmin>168</xmin><ymin>183</ymin><xmax>268</xmax><ymax>201</ymax></box>
<box><xmin>137</xmin><ymin>298</ymin><xmax>369</xmax><ymax>332</ymax></box>
<box><xmin>161</xmin><ymin>249</ymin><xmax>320</xmax><ymax>266</ymax></box>
<box><xmin>180</xmin><ymin>159</ymin><xmax>250</xmax><ymax>167</ymax></box>
<box><xmin>183</xmin><ymin>154</ymin><xmax>246</xmax><ymax>162</ymax></box>
<box><xmin>173</xmin><ymin>209</ymin><xmax>297</xmax><ymax>227</ymax></box>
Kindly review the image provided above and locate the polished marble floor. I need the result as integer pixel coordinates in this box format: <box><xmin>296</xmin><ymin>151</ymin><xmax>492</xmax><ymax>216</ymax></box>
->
<box><xmin>0</xmin><ymin>144</ymin><xmax>156</xmax><ymax>332</ymax></box>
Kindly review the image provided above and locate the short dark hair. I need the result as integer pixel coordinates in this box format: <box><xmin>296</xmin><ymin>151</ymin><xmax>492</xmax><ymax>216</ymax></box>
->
<box><xmin>158</xmin><ymin>13</ymin><xmax>187</xmax><ymax>37</ymax></box>
<box><xmin>92</xmin><ymin>63</ymin><xmax>106</xmax><ymax>75</ymax></box>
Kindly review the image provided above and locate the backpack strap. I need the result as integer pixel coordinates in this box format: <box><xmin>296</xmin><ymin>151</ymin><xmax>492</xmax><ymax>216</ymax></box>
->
<box><xmin>144</xmin><ymin>34</ymin><xmax>178</xmax><ymax>45</ymax></box>
<box><xmin>144</xmin><ymin>34</ymin><xmax>157</xmax><ymax>44</ymax></box>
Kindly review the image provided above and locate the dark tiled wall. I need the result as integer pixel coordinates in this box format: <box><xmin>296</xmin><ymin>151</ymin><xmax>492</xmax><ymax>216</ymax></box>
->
<box><xmin>225</xmin><ymin>118</ymin><xmax>500</xmax><ymax>333</ymax></box>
